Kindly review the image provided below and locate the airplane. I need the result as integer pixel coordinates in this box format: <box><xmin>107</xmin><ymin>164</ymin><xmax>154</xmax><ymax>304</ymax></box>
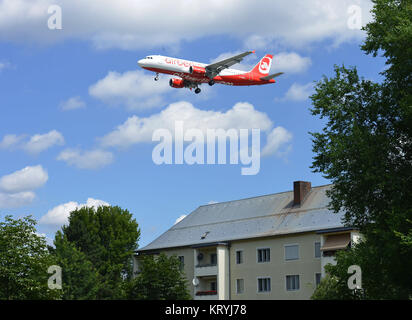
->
<box><xmin>137</xmin><ymin>51</ymin><xmax>284</xmax><ymax>94</ymax></box>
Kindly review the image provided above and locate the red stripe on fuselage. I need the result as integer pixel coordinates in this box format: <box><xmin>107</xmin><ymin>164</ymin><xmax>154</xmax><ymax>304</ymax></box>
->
<box><xmin>142</xmin><ymin>67</ymin><xmax>275</xmax><ymax>86</ymax></box>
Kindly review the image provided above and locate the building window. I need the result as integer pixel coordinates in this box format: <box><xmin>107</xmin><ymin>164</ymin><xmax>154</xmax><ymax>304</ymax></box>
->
<box><xmin>285</xmin><ymin>244</ymin><xmax>299</xmax><ymax>261</ymax></box>
<box><xmin>178</xmin><ymin>256</ymin><xmax>184</xmax><ymax>270</ymax></box>
<box><xmin>210</xmin><ymin>253</ymin><xmax>217</xmax><ymax>265</ymax></box>
<box><xmin>314</xmin><ymin>242</ymin><xmax>321</xmax><ymax>258</ymax></box>
<box><xmin>315</xmin><ymin>273</ymin><xmax>321</xmax><ymax>287</ymax></box>
<box><xmin>210</xmin><ymin>281</ymin><xmax>217</xmax><ymax>291</ymax></box>
<box><xmin>236</xmin><ymin>250</ymin><xmax>243</xmax><ymax>264</ymax></box>
<box><xmin>286</xmin><ymin>275</ymin><xmax>300</xmax><ymax>291</ymax></box>
<box><xmin>257</xmin><ymin>248</ymin><xmax>270</xmax><ymax>263</ymax></box>
<box><xmin>236</xmin><ymin>279</ymin><xmax>244</xmax><ymax>294</ymax></box>
<box><xmin>258</xmin><ymin>278</ymin><xmax>271</xmax><ymax>292</ymax></box>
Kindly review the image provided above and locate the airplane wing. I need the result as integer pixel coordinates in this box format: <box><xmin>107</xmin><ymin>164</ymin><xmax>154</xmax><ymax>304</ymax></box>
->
<box><xmin>205</xmin><ymin>51</ymin><xmax>255</xmax><ymax>77</ymax></box>
<box><xmin>260</xmin><ymin>72</ymin><xmax>284</xmax><ymax>81</ymax></box>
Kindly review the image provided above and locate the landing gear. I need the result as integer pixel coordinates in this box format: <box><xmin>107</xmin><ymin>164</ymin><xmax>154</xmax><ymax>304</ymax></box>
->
<box><xmin>208</xmin><ymin>80</ymin><xmax>215</xmax><ymax>86</ymax></box>
<box><xmin>186</xmin><ymin>81</ymin><xmax>201</xmax><ymax>94</ymax></box>
<box><xmin>154</xmin><ymin>73</ymin><xmax>159</xmax><ymax>81</ymax></box>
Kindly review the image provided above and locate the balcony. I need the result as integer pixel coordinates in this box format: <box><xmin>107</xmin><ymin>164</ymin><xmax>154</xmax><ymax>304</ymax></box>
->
<box><xmin>194</xmin><ymin>263</ymin><xmax>218</xmax><ymax>277</ymax></box>
<box><xmin>195</xmin><ymin>290</ymin><xmax>218</xmax><ymax>300</ymax></box>
<box><xmin>192</xmin><ymin>243</ymin><xmax>229</xmax><ymax>300</ymax></box>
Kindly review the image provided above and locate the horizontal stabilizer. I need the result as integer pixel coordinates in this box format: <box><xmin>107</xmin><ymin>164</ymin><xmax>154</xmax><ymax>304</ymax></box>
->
<box><xmin>260</xmin><ymin>72</ymin><xmax>284</xmax><ymax>81</ymax></box>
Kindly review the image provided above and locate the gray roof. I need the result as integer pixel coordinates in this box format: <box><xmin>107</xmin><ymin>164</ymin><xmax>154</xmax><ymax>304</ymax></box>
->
<box><xmin>139</xmin><ymin>184</ymin><xmax>345</xmax><ymax>252</ymax></box>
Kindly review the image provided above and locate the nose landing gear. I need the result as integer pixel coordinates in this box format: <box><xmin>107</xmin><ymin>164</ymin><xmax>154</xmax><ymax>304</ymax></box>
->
<box><xmin>154</xmin><ymin>73</ymin><xmax>159</xmax><ymax>81</ymax></box>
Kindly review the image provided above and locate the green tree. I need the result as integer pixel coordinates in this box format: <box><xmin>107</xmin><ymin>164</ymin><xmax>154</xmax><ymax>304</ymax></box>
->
<box><xmin>126</xmin><ymin>253</ymin><xmax>191</xmax><ymax>300</ymax></box>
<box><xmin>362</xmin><ymin>0</ymin><xmax>412</xmax><ymax>104</ymax></box>
<box><xmin>52</xmin><ymin>231</ymin><xmax>99</xmax><ymax>299</ymax></box>
<box><xmin>311</xmin><ymin>275</ymin><xmax>345</xmax><ymax>300</ymax></box>
<box><xmin>56</xmin><ymin>205</ymin><xmax>140</xmax><ymax>299</ymax></box>
<box><xmin>312</xmin><ymin>239</ymin><xmax>406</xmax><ymax>299</ymax></box>
<box><xmin>0</xmin><ymin>215</ymin><xmax>61</xmax><ymax>300</ymax></box>
<box><xmin>310</xmin><ymin>0</ymin><xmax>411</xmax><ymax>299</ymax></box>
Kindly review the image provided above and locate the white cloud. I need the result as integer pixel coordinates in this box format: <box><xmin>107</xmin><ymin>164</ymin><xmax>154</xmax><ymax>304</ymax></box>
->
<box><xmin>57</xmin><ymin>148</ymin><xmax>114</xmax><ymax>170</ymax></box>
<box><xmin>243</xmin><ymin>35</ymin><xmax>270</xmax><ymax>51</ymax></box>
<box><xmin>99</xmin><ymin>100</ymin><xmax>292</xmax><ymax>159</ymax></box>
<box><xmin>261</xmin><ymin>127</ymin><xmax>293</xmax><ymax>157</ymax></box>
<box><xmin>0</xmin><ymin>130</ymin><xmax>65</xmax><ymax>154</ymax></box>
<box><xmin>89</xmin><ymin>69</ymin><xmax>170</xmax><ymax>110</ymax></box>
<box><xmin>39</xmin><ymin>198</ymin><xmax>110</xmax><ymax>226</ymax></box>
<box><xmin>100</xmin><ymin>101</ymin><xmax>273</xmax><ymax>148</ymax></box>
<box><xmin>174</xmin><ymin>214</ymin><xmax>186</xmax><ymax>225</ymax></box>
<box><xmin>281</xmin><ymin>82</ymin><xmax>315</xmax><ymax>101</ymax></box>
<box><xmin>0</xmin><ymin>61</ymin><xmax>10</xmax><ymax>72</ymax></box>
<box><xmin>0</xmin><ymin>165</ymin><xmax>48</xmax><ymax>193</ymax></box>
<box><xmin>0</xmin><ymin>134</ymin><xmax>24</xmax><ymax>149</ymax></box>
<box><xmin>0</xmin><ymin>165</ymin><xmax>48</xmax><ymax>208</ymax></box>
<box><xmin>60</xmin><ymin>96</ymin><xmax>86</xmax><ymax>110</ymax></box>
<box><xmin>0</xmin><ymin>191</ymin><xmax>35</xmax><ymax>208</ymax></box>
<box><xmin>272</xmin><ymin>52</ymin><xmax>311</xmax><ymax>74</ymax></box>
<box><xmin>23</xmin><ymin>130</ymin><xmax>65</xmax><ymax>154</ymax></box>
<box><xmin>0</xmin><ymin>1</ymin><xmax>373</xmax><ymax>50</ymax></box>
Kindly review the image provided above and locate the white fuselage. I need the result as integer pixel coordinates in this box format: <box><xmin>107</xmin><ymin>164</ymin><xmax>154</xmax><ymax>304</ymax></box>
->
<box><xmin>138</xmin><ymin>55</ymin><xmax>247</xmax><ymax>77</ymax></box>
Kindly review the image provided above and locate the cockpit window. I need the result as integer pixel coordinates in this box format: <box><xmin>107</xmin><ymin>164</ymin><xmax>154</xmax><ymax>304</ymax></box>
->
<box><xmin>146</xmin><ymin>56</ymin><xmax>153</xmax><ymax>59</ymax></box>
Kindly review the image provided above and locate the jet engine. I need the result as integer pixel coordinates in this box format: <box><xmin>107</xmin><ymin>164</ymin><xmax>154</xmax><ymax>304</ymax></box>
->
<box><xmin>169</xmin><ymin>78</ymin><xmax>185</xmax><ymax>88</ymax></box>
<box><xmin>189</xmin><ymin>65</ymin><xmax>206</xmax><ymax>76</ymax></box>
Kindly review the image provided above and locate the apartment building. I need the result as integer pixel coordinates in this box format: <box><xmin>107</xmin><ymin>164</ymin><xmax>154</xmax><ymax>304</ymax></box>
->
<box><xmin>134</xmin><ymin>181</ymin><xmax>361</xmax><ymax>300</ymax></box>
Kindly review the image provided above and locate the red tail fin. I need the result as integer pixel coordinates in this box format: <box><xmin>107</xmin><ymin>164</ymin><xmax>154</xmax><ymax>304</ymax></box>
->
<box><xmin>250</xmin><ymin>54</ymin><xmax>273</xmax><ymax>76</ymax></box>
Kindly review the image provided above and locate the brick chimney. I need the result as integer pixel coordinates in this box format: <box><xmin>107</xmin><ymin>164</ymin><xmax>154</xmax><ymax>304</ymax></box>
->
<box><xmin>293</xmin><ymin>181</ymin><xmax>311</xmax><ymax>206</ymax></box>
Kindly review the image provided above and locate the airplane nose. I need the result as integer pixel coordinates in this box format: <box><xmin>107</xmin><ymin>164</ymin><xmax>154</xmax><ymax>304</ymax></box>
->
<box><xmin>137</xmin><ymin>59</ymin><xmax>145</xmax><ymax>67</ymax></box>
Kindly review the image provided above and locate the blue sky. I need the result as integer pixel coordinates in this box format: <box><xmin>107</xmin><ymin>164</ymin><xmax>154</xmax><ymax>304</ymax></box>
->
<box><xmin>0</xmin><ymin>0</ymin><xmax>386</xmax><ymax>247</ymax></box>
